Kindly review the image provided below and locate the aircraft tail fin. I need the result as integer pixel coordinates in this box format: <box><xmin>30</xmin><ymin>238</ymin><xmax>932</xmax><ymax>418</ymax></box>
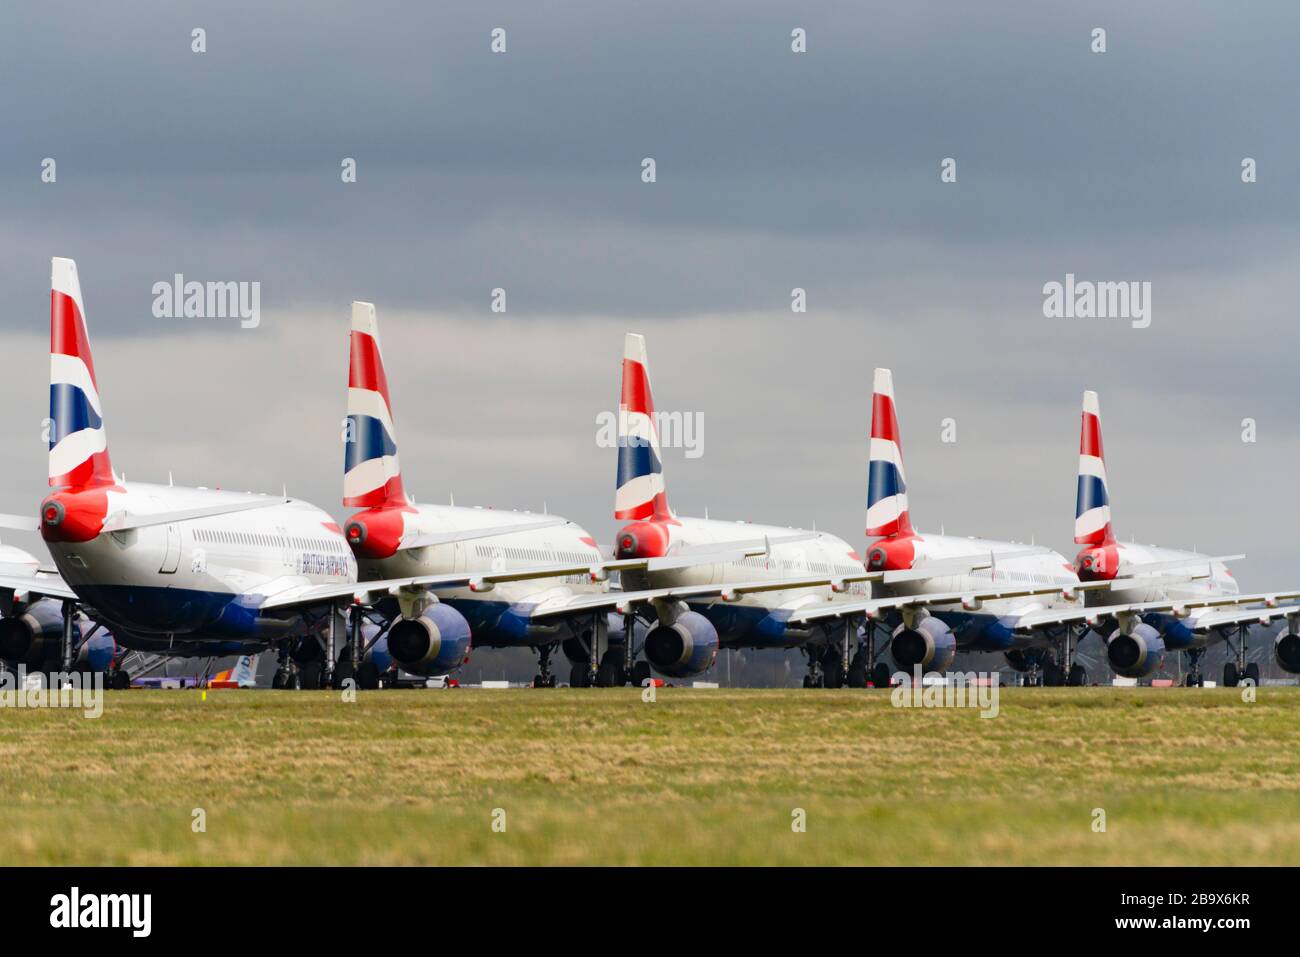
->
<box><xmin>866</xmin><ymin>368</ymin><xmax>913</xmax><ymax>538</ymax></box>
<box><xmin>615</xmin><ymin>333</ymin><xmax>672</xmax><ymax>521</ymax></box>
<box><xmin>49</xmin><ymin>258</ymin><xmax>115</xmax><ymax>489</ymax></box>
<box><xmin>1075</xmin><ymin>390</ymin><xmax>1115</xmax><ymax>546</ymax></box>
<box><xmin>344</xmin><ymin>302</ymin><xmax>409</xmax><ymax>508</ymax></box>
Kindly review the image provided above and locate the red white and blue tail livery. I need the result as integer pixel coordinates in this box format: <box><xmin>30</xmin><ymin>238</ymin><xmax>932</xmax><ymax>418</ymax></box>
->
<box><xmin>1074</xmin><ymin>390</ymin><xmax>1113</xmax><ymax>547</ymax></box>
<box><xmin>615</xmin><ymin>333</ymin><xmax>670</xmax><ymax>521</ymax></box>
<box><xmin>344</xmin><ymin>301</ymin><xmax>407</xmax><ymax>508</ymax></box>
<box><xmin>866</xmin><ymin>368</ymin><xmax>912</xmax><ymax>538</ymax></box>
<box><xmin>49</xmin><ymin>258</ymin><xmax>114</xmax><ymax>490</ymax></box>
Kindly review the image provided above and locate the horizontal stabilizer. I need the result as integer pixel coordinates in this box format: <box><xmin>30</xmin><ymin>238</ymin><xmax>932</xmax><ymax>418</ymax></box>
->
<box><xmin>1114</xmin><ymin>554</ymin><xmax>1244</xmax><ymax>577</ymax></box>
<box><xmin>0</xmin><ymin>513</ymin><xmax>38</xmax><ymax>532</ymax></box>
<box><xmin>100</xmin><ymin>497</ymin><xmax>287</xmax><ymax>532</ymax></box>
<box><xmin>397</xmin><ymin>517</ymin><xmax>569</xmax><ymax>550</ymax></box>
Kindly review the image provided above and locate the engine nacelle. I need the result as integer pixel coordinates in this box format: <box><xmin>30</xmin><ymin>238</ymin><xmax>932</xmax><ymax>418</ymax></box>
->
<box><xmin>1106</xmin><ymin>622</ymin><xmax>1165</xmax><ymax>679</ymax></box>
<box><xmin>1275</xmin><ymin>630</ymin><xmax>1300</xmax><ymax>674</ymax></box>
<box><xmin>890</xmin><ymin>616</ymin><xmax>956</xmax><ymax>673</ymax></box>
<box><xmin>0</xmin><ymin>602</ymin><xmax>69</xmax><ymax>666</ymax></box>
<box><xmin>386</xmin><ymin>604</ymin><xmax>472</xmax><ymax>677</ymax></box>
<box><xmin>644</xmin><ymin>611</ymin><xmax>719</xmax><ymax>679</ymax></box>
<box><xmin>74</xmin><ymin>628</ymin><xmax>117</xmax><ymax>673</ymax></box>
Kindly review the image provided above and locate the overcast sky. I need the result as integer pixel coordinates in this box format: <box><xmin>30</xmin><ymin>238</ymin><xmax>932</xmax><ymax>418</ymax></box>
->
<box><xmin>2</xmin><ymin>2</ymin><xmax>1299</xmax><ymax>588</ymax></box>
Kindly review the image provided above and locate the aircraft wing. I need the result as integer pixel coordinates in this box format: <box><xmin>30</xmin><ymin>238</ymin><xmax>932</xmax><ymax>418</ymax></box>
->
<box><xmin>0</xmin><ymin>570</ymin><xmax>79</xmax><ymax>603</ymax></box>
<box><xmin>786</xmin><ymin>581</ymin><xmax>1088</xmax><ymax>626</ymax></box>
<box><xmin>999</xmin><ymin>590</ymin><xmax>1300</xmax><ymax>633</ymax></box>
<box><xmin>526</xmin><ymin>572</ymin><xmax>881</xmax><ymax>621</ymax></box>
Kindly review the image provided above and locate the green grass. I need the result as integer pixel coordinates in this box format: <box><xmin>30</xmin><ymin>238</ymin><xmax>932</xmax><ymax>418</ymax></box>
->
<box><xmin>1</xmin><ymin>686</ymin><xmax>1298</xmax><ymax>865</ymax></box>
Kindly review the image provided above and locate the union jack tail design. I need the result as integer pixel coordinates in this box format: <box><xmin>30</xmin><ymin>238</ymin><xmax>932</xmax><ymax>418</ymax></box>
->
<box><xmin>615</xmin><ymin>333</ymin><xmax>671</xmax><ymax>521</ymax></box>
<box><xmin>1075</xmin><ymin>390</ymin><xmax>1114</xmax><ymax>545</ymax></box>
<box><xmin>866</xmin><ymin>367</ymin><xmax>913</xmax><ymax>538</ymax></box>
<box><xmin>344</xmin><ymin>301</ymin><xmax>408</xmax><ymax>508</ymax></box>
<box><xmin>49</xmin><ymin>258</ymin><xmax>114</xmax><ymax>489</ymax></box>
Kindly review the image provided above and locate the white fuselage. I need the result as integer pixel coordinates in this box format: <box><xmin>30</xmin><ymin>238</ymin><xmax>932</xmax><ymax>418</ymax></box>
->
<box><xmin>46</xmin><ymin>482</ymin><xmax>353</xmax><ymax>644</ymax></box>
<box><xmin>621</xmin><ymin>516</ymin><xmax>868</xmax><ymax>625</ymax></box>
<box><xmin>352</xmin><ymin>504</ymin><xmax>609</xmax><ymax>644</ymax></box>
<box><xmin>1086</xmin><ymin>542</ymin><xmax>1238</xmax><ymax>606</ymax></box>
<box><xmin>873</xmin><ymin>533</ymin><xmax>1081</xmax><ymax>617</ymax></box>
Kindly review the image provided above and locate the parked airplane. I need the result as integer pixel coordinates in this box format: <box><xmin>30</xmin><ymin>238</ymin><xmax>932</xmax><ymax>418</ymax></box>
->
<box><xmin>0</xmin><ymin>260</ymin><xmax>596</xmax><ymax>690</ymax></box>
<box><xmin>1072</xmin><ymin>390</ymin><xmax>1300</xmax><ymax>686</ymax></box>
<box><xmin>789</xmin><ymin>368</ymin><xmax>1114</xmax><ymax>686</ymax></box>
<box><xmin>0</xmin><ymin>259</ymin><xmax>373</xmax><ymax>686</ymax></box>
<box><xmin>338</xmin><ymin>301</ymin><xmax>631</xmax><ymax>688</ymax></box>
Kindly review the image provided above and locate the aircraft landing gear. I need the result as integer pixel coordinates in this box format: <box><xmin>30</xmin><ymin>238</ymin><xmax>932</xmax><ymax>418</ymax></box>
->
<box><xmin>1182</xmin><ymin>647</ymin><xmax>1206</xmax><ymax>687</ymax></box>
<box><xmin>60</xmin><ymin>600</ymin><xmax>75</xmax><ymax>673</ymax></box>
<box><xmin>532</xmin><ymin>645</ymin><xmax>558</xmax><ymax>688</ymax></box>
<box><xmin>802</xmin><ymin>646</ymin><xmax>825</xmax><ymax>688</ymax></box>
<box><xmin>1054</xmin><ymin>624</ymin><xmax>1088</xmax><ymax>686</ymax></box>
<box><xmin>1222</xmin><ymin>624</ymin><xmax>1259</xmax><ymax>687</ymax></box>
<box><xmin>272</xmin><ymin>643</ymin><xmax>300</xmax><ymax>689</ymax></box>
<box><xmin>596</xmin><ymin>650</ymin><xmax>626</xmax><ymax>687</ymax></box>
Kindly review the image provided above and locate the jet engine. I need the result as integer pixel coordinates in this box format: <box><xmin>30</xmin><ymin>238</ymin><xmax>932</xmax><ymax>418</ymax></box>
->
<box><xmin>644</xmin><ymin>611</ymin><xmax>719</xmax><ymax>678</ymax></box>
<box><xmin>890</xmin><ymin>616</ymin><xmax>956</xmax><ymax>673</ymax></box>
<box><xmin>1275</xmin><ymin>629</ymin><xmax>1300</xmax><ymax>674</ymax></box>
<box><xmin>386</xmin><ymin>604</ymin><xmax>472</xmax><ymax>676</ymax></box>
<box><xmin>73</xmin><ymin>628</ymin><xmax>117</xmax><ymax>674</ymax></box>
<box><xmin>1106</xmin><ymin>622</ymin><xmax>1165</xmax><ymax>679</ymax></box>
<box><xmin>0</xmin><ymin>601</ymin><xmax>67</xmax><ymax>666</ymax></box>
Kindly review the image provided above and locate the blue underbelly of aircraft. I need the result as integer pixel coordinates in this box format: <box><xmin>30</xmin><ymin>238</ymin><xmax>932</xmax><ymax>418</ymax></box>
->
<box><xmin>925</xmin><ymin>610</ymin><xmax>1029</xmax><ymax>653</ymax></box>
<box><xmin>441</xmin><ymin>598</ymin><xmax>539</xmax><ymax>648</ymax></box>
<box><xmin>689</xmin><ymin>602</ymin><xmax>806</xmax><ymax>649</ymax></box>
<box><xmin>1142</xmin><ymin>613</ymin><xmax>1197</xmax><ymax>650</ymax></box>
<box><xmin>71</xmin><ymin>584</ymin><xmax>273</xmax><ymax>641</ymax></box>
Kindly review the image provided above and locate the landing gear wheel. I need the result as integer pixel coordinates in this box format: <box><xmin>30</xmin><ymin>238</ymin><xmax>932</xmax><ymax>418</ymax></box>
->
<box><xmin>570</xmin><ymin>663</ymin><xmax>592</xmax><ymax>688</ymax></box>
<box><xmin>823</xmin><ymin>659</ymin><xmax>845</xmax><ymax>689</ymax></box>
<box><xmin>532</xmin><ymin>674</ymin><xmax>546</xmax><ymax>688</ymax></box>
<box><xmin>596</xmin><ymin>661</ymin><xmax>624</xmax><ymax>687</ymax></box>
<box><xmin>1044</xmin><ymin>663</ymin><xmax>1065</xmax><ymax>687</ymax></box>
<box><xmin>596</xmin><ymin>651</ymin><xmax>625</xmax><ymax>687</ymax></box>
<box><xmin>271</xmin><ymin>668</ymin><xmax>287</xmax><ymax>689</ymax></box>
<box><xmin>298</xmin><ymin>661</ymin><xmax>323</xmax><ymax>690</ymax></box>
<box><xmin>871</xmin><ymin>662</ymin><xmax>892</xmax><ymax>689</ymax></box>
<box><xmin>332</xmin><ymin>658</ymin><xmax>355</xmax><ymax>689</ymax></box>
<box><xmin>355</xmin><ymin>661</ymin><xmax>380</xmax><ymax>690</ymax></box>
<box><xmin>1245</xmin><ymin>662</ymin><xmax>1260</xmax><ymax>685</ymax></box>
<box><xmin>846</xmin><ymin>654</ymin><xmax>868</xmax><ymax>689</ymax></box>
<box><xmin>1067</xmin><ymin>664</ymin><xmax>1087</xmax><ymax>687</ymax></box>
<box><xmin>1223</xmin><ymin>663</ymin><xmax>1239</xmax><ymax>688</ymax></box>
<box><xmin>631</xmin><ymin>661</ymin><xmax>652</xmax><ymax>687</ymax></box>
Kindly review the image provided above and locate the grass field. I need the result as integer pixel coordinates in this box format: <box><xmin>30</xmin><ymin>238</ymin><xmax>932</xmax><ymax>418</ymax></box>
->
<box><xmin>1</xmin><ymin>686</ymin><xmax>1298</xmax><ymax>865</ymax></box>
